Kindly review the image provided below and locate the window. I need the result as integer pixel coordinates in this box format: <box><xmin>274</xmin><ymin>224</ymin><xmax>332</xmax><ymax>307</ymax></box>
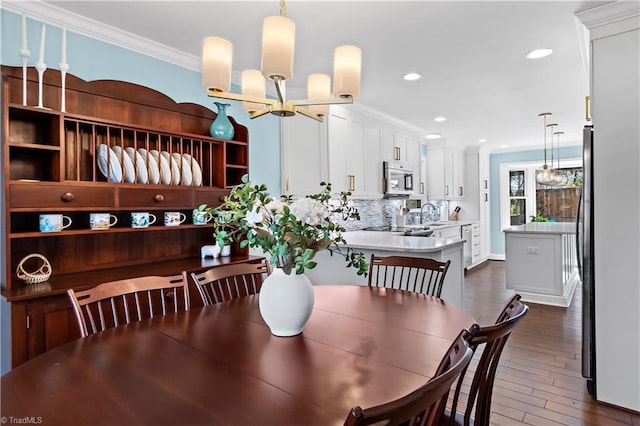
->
<box><xmin>509</xmin><ymin>171</ymin><xmax>526</xmax><ymax>225</ymax></box>
<box><xmin>536</xmin><ymin>167</ymin><xmax>583</xmax><ymax>222</ymax></box>
<box><xmin>500</xmin><ymin>159</ymin><xmax>582</xmax><ymax>230</ymax></box>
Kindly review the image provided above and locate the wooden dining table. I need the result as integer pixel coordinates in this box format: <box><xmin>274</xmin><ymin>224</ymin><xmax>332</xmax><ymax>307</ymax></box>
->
<box><xmin>1</xmin><ymin>285</ymin><xmax>475</xmax><ymax>425</ymax></box>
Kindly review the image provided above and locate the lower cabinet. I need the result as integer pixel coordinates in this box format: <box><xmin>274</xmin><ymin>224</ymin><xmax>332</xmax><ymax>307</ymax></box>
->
<box><xmin>11</xmin><ymin>295</ymin><xmax>80</xmax><ymax>366</ymax></box>
<box><xmin>6</xmin><ymin>256</ymin><xmax>262</xmax><ymax>368</ymax></box>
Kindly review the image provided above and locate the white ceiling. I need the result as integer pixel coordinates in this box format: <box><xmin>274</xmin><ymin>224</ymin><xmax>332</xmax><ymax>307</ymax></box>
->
<box><xmin>38</xmin><ymin>0</ymin><xmax>605</xmax><ymax>151</ymax></box>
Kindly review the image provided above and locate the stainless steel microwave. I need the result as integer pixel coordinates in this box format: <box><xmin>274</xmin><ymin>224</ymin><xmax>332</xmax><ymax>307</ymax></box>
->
<box><xmin>383</xmin><ymin>161</ymin><xmax>414</xmax><ymax>198</ymax></box>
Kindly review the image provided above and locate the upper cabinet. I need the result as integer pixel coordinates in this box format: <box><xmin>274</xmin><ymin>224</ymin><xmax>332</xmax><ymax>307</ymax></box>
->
<box><xmin>427</xmin><ymin>144</ymin><xmax>465</xmax><ymax>200</ymax></box>
<box><xmin>281</xmin><ymin>114</ymin><xmax>328</xmax><ymax>195</ymax></box>
<box><xmin>327</xmin><ymin>107</ymin><xmax>382</xmax><ymax>198</ymax></box>
<box><xmin>281</xmin><ymin>105</ymin><xmax>425</xmax><ymax>199</ymax></box>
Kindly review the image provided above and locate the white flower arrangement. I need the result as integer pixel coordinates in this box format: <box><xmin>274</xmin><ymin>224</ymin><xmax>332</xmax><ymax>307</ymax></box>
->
<box><xmin>206</xmin><ymin>175</ymin><xmax>368</xmax><ymax>276</ymax></box>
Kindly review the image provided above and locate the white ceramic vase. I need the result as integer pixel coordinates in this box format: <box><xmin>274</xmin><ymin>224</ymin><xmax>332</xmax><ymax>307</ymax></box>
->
<box><xmin>259</xmin><ymin>267</ymin><xmax>315</xmax><ymax>337</ymax></box>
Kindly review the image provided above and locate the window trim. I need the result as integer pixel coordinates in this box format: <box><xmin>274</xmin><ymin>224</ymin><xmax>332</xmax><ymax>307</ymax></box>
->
<box><xmin>499</xmin><ymin>158</ymin><xmax>581</xmax><ymax>231</ymax></box>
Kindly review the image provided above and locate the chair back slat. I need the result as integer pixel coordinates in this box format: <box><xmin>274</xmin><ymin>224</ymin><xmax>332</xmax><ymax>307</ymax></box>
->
<box><xmin>344</xmin><ymin>329</ymin><xmax>474</xmax><ymax>426</ymax></box>
<box><xmin>368</xmin><ymin>255</ymin><xmax>451</xmax><ymax>298</ymax></box>
<box><xmin>447</xmin><ymin>294</ymin><xmax>529</xmax><ymax>426</ymax></box>
<box><xmin>67</xmin><ymin>273</ymin><xmax>190</xmax><ymax>337</ymax></box>
<box><xmin>190</xmin><ymin>259</ymin><xmax>270</xmax><ymax>306</ymax></box>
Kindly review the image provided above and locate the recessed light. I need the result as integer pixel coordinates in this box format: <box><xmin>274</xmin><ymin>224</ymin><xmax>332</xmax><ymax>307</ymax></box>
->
<box><xmin>501</xmin><ymin>144</ymin><xmax>509</xmax><ymax>148</ymax></box>
<box><xmin>434</xmin><ymin>116</ymin><xmax>447</xmax><ymax>122</ymax></box>
<box><xmin>525</xmin><ymin>48</ymin><xmax>553</xmax><ymax>59</ymax></box>
<box><xmin>425</xmin><ymin>133</ymin><xmax>441</xmax><ymax>140</ymax></box>
<box><xmin>478</xmin><ymin>139</ymin><xmax>487</xmax><ymax>143</ymax></box>
<box><xmin>403</xmin><ymin>73</ymin><xmax>422</xmax><ymax>81</ymax></box>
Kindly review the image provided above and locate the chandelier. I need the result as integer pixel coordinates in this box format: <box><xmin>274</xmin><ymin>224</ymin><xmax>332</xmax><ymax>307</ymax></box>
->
<box><xmin>201</xmin><ymin>0</ymin><xmax>361</xmax><ymax>122</ymax></box>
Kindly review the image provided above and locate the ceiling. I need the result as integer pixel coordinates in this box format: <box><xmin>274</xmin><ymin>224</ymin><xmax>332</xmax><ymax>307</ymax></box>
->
<box><xmin>40</xmin><ymin>0</ymin><xmax>605</xmax><ymax>151</ymax></box>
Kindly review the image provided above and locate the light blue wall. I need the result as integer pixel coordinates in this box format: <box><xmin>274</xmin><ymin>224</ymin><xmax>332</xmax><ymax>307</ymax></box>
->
<box><xmin>0</xmin><ymin>9</ymin><xmax>281</xmax><ymax>191</ymax></box>
<box><xmin>489</xmin><ymin>145</ymin><xmax>582</xmax><ymax>255</ymax></box>
<box><xmin>0</xmin><ymin>9</ymin><xmax>281</xmax><ymax>374</ymax></box>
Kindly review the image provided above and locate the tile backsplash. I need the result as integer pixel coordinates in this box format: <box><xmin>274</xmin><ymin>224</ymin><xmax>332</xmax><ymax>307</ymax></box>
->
<box><xmin>336</xmin><ymin>199</ymin><xmax>450</xmax><ymax>230</ymax></box>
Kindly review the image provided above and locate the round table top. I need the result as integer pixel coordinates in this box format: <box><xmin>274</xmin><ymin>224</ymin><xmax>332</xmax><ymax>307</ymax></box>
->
<box><xmin>1</xmin><ymin>285</ymin><xmax>475</xmax><ymax>425</ymax></box>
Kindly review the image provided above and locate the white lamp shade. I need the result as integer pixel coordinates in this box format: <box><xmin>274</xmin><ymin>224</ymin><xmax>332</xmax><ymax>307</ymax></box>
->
<box><xmin>333</xmin><ymin>45</ymin><xmax>361</xmax><ymax>98</ymax></box>
<box><xmin>202</xmin><ymin>37</ymin><xmax>232</xmax><ymax>92</ymax></box>
<box><xmin>261</xmin><ymin>16</ymin><xmax>295</xmax><ymax>80</ymax></box>
<box><xmin>242</xmin><ymin>69</ymin><xmax>266</xmax><ymax>113</ymax></box>
<box><xmin>307</xmin><ymin>74</ymin><xmax>331</xmax><ymax>116</ymax></box>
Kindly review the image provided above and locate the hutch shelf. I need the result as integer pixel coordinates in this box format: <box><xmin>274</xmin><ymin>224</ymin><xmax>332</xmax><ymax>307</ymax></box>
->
<box><xmin>1</xmin><ymin>65</ymin><xmax>253</xmax><ymax>367</ymax></box>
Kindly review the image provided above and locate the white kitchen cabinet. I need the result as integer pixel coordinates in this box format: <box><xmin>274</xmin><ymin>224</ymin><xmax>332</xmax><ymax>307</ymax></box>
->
<box><xmin>282</xmin><ymin>105</ymin><xmax>422</xmax><ymax>200</ymax></box>
<box><xmin>451</xmin><ymin>149</ymin><xmax>465</xmax><ymax>199</ymax></box>
<box><xmin>431</xmin><ymin>225</ymin><xmax>461</xmax><ymax>239</ymax></box>
<box><xmin>471</xmin><ymin>223</ymin><xmax>481</xmax><ymax>265</ymax></box>
<box><xmin>381</xmin><ymin>129</ymin><xmax>404</xmax><ymax>163</ymax></box>
<box><xmin>419</xmin><ymin>147</ymin><xmax>428</xmax><ymax>199</ymax></box>
<box><xmin>281</xmin><ymin>114</ymin><xmax>328</xmax><ymax>196</ymax></box>
<box><xmin>459</xmin><ymin>147</ymin><xmax>489</xmax><ymax>266</ymax></box>
<box><xmin>406</xmin><ymin>137</ymin><xmax>422</xmax><ymax>188</ymax></box>
<box><xmin>327</xmin><ymin>107</ymin><xmax>382</xmax><ymax>198</ymax></box>
<box><xmin>427</xmin><ymin>144</ymin><xmax>465</xmax><ymax>200</ymax></box>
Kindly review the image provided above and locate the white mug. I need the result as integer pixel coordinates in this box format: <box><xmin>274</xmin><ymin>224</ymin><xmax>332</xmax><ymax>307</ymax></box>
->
<box><xmin>90</xmin><ymin>213</ymin><xmax>118</xmax><ymax>230</ymax></box>
<box><xmin>193</xmin><ymin>211</ymin><xmax>213</xmax><ymax>225</ymax></box>
<box><xmin>131</xmin><ymin>212</ymin><xmax>157</xmax><ymax>228</ymax></box>
<box><xmin>164</xmin><ymin>212</ymin><xmax>187</xmax><ymax>226</ymax></box>
<box><xmin>39</xmin><ymin>214</ymin><xmax>72</xmax><ymax>232</ymax></box>
<box><xmin>220</xmin><ymin>245</ymin><xmax>231</xmax><ymax>257</ymax></box>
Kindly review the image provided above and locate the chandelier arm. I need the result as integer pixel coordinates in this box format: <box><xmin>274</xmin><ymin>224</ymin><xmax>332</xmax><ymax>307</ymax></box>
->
<box><xmin>207</xmin><ymin>89</ymin><xmax>277</xmax><ymax>106</ymax></box>
<box><xmin>289</xmin><ymin>96</ymin><xmax>354</xmax><ymax>107</ymax></box>
<box><xmin>295</xmin><ymin>107</ymin><xmax>323</xmax><ymax>122</ymax></box>
<box><xmin>249</xmin><ymin>108</ymin><xmax>273</xmax><ymax>120</ymax></box>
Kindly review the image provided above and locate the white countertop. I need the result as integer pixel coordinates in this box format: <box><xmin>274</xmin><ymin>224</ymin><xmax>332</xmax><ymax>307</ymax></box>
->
<box><xmin>504</xmin><ymin>222</ymin><xmax>577</xmax><ymax>234</ymax></box>
<box><xmin>342</xmin><ymin>230</ymin><xmax>464</xmax><ymax>253</ymax></box>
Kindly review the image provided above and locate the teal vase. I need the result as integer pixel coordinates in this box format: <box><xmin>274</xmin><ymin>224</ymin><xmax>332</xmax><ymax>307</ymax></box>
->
<box><xmin>210</xmin><ymin>102</ymin><xmax>235</xmax><ymax>140</ymax></box>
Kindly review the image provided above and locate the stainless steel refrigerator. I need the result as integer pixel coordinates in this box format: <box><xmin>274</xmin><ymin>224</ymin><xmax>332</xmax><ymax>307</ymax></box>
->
<box><xmin>578</xmin><ymin>124</ymin><xmax>595</xmax><ymax>396</ymax></box>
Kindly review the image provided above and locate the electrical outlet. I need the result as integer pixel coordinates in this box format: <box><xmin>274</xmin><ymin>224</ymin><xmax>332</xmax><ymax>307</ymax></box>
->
<box><xmin>527</xmin><ymin>246</ymin><xmax>540</xmax><ymax>255</ymax></box>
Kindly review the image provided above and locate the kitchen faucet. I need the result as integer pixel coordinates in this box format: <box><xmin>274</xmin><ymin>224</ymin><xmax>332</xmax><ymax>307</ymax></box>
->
<box><xmin>419</xmin><ymin>203</ymin><xmax>438</xmax><ymax>225</ymax></box>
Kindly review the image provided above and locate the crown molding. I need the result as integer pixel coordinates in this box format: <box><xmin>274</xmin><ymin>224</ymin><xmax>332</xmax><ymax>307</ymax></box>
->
<box><xmin>2</xmin><ymin>1</ymin><xmax>425</xmax><ymax>133</ymax></box>
<box><xmin>2</xmin><ymin>1</ymin><xmax>204</xmax><ymax>72</ymax></box>
<box><xmin>576</xmin><ymin>1</ymin><xmax>640</xmax><ymax>38</ymax></box>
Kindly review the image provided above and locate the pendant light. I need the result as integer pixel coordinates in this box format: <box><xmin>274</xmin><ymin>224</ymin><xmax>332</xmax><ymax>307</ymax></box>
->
<box><xmin>536</xmin><ymin>112</ymin><xmax>556</xmax><ymax>186</ymax></box>
<box><xmin>553</xmin><ymin>130</ymin><xmax>568</xmax><ymax>186</ymax></box>
<box><xmin>546</xmin><ymin>122</ymin><xmax>559</xmax><ymax>186</ymax></box>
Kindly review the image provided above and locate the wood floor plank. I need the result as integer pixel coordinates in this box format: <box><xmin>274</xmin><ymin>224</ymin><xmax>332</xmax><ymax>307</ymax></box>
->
<box><xmin>462</xmin><ymin>261</ymin><xmax>639</xmax><ymax>426</ymax></box>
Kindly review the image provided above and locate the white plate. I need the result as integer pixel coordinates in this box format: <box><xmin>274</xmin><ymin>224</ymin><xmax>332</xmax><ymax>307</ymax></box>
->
<box><xmin>96</xmin><ymin>144</ymin><xmax>122</xmax><ymax>183</ymax></box>
<box><xmin>150</xmin><ymin>150</ymin><xmax>171</xmax><ymax>185</ymax></box>
<box><xmin>183</xmin><ymin>153</ymin><xmax>202</xmax><ymax>187</ymax></box>
<box><xmin>111</xmin><ymin>145</ymin><xmax>136</xmax><ymax>184</ymax></box>
<box><xmin>161</xmin><ymin>151</ymin><xmax>181</xmax><ymax>185</ymax></box>
<box><xmin>171</xmin><ymin>152</ymin><xmax>192</xmax><ymax>186</ymax></box>
<box><xmin>125</xmin><ymin>147</ymin><xmax>149</xmax><ymax>184</ymax></box>
<box><xmin>138</xmin><ymin>148</ymin><xmax>160</xmax><ymax>185</ymax></box>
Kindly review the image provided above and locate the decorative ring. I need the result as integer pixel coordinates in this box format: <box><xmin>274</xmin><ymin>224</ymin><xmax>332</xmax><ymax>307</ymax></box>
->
<box><xmin>16</xmin><ymin>253</ymin><xmax>52</xmax><ymax>284</ymax></box>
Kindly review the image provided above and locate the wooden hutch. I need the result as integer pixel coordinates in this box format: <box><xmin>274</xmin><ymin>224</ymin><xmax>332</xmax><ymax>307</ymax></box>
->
<box><xmin>1</xmin><ymin>65</ymin><xmax>254</xmax><ymax>367</ymax></box>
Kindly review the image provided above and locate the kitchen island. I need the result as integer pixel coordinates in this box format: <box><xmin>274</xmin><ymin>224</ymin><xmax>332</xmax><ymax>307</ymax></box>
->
<box><xmin>504</xmin><ymin>222</ymin><xmax>579</xmax><ymax>307</ymax></box>
<box><xmin>304</xmin><ymin>231</ymin><xmax>466</xmax><ymax>307</ymax></box>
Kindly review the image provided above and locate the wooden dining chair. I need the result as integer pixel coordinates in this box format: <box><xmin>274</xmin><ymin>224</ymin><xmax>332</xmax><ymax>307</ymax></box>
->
<box><xmin>368</xmin><ymin>254</ymin><xmax>451</xmax><ymax>298</ymax></box>
<box><xmin>344</xmin><ymin>328</ymin><xmax>474</xmax><ymax>426</ymax></box>
<box><xmin>190</xmin><ymin>259</ymin><xmax>270</xmax><ymax>306</ymax></box>
<box><xmin>443</xmin><ymin>294</ymin><xmax>529</xmax><ymax>426</ymax></box>
<box><xmin>67</xmin><ymin>273</ymin><xmax>190</xmax><ymax>337</ymax></box>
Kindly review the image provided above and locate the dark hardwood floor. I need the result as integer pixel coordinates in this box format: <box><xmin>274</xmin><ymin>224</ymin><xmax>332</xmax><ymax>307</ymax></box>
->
<box><xmin>462</xmin><ymin>261</ymin><xmax>640</xmax><ymax>426</ymax></box>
